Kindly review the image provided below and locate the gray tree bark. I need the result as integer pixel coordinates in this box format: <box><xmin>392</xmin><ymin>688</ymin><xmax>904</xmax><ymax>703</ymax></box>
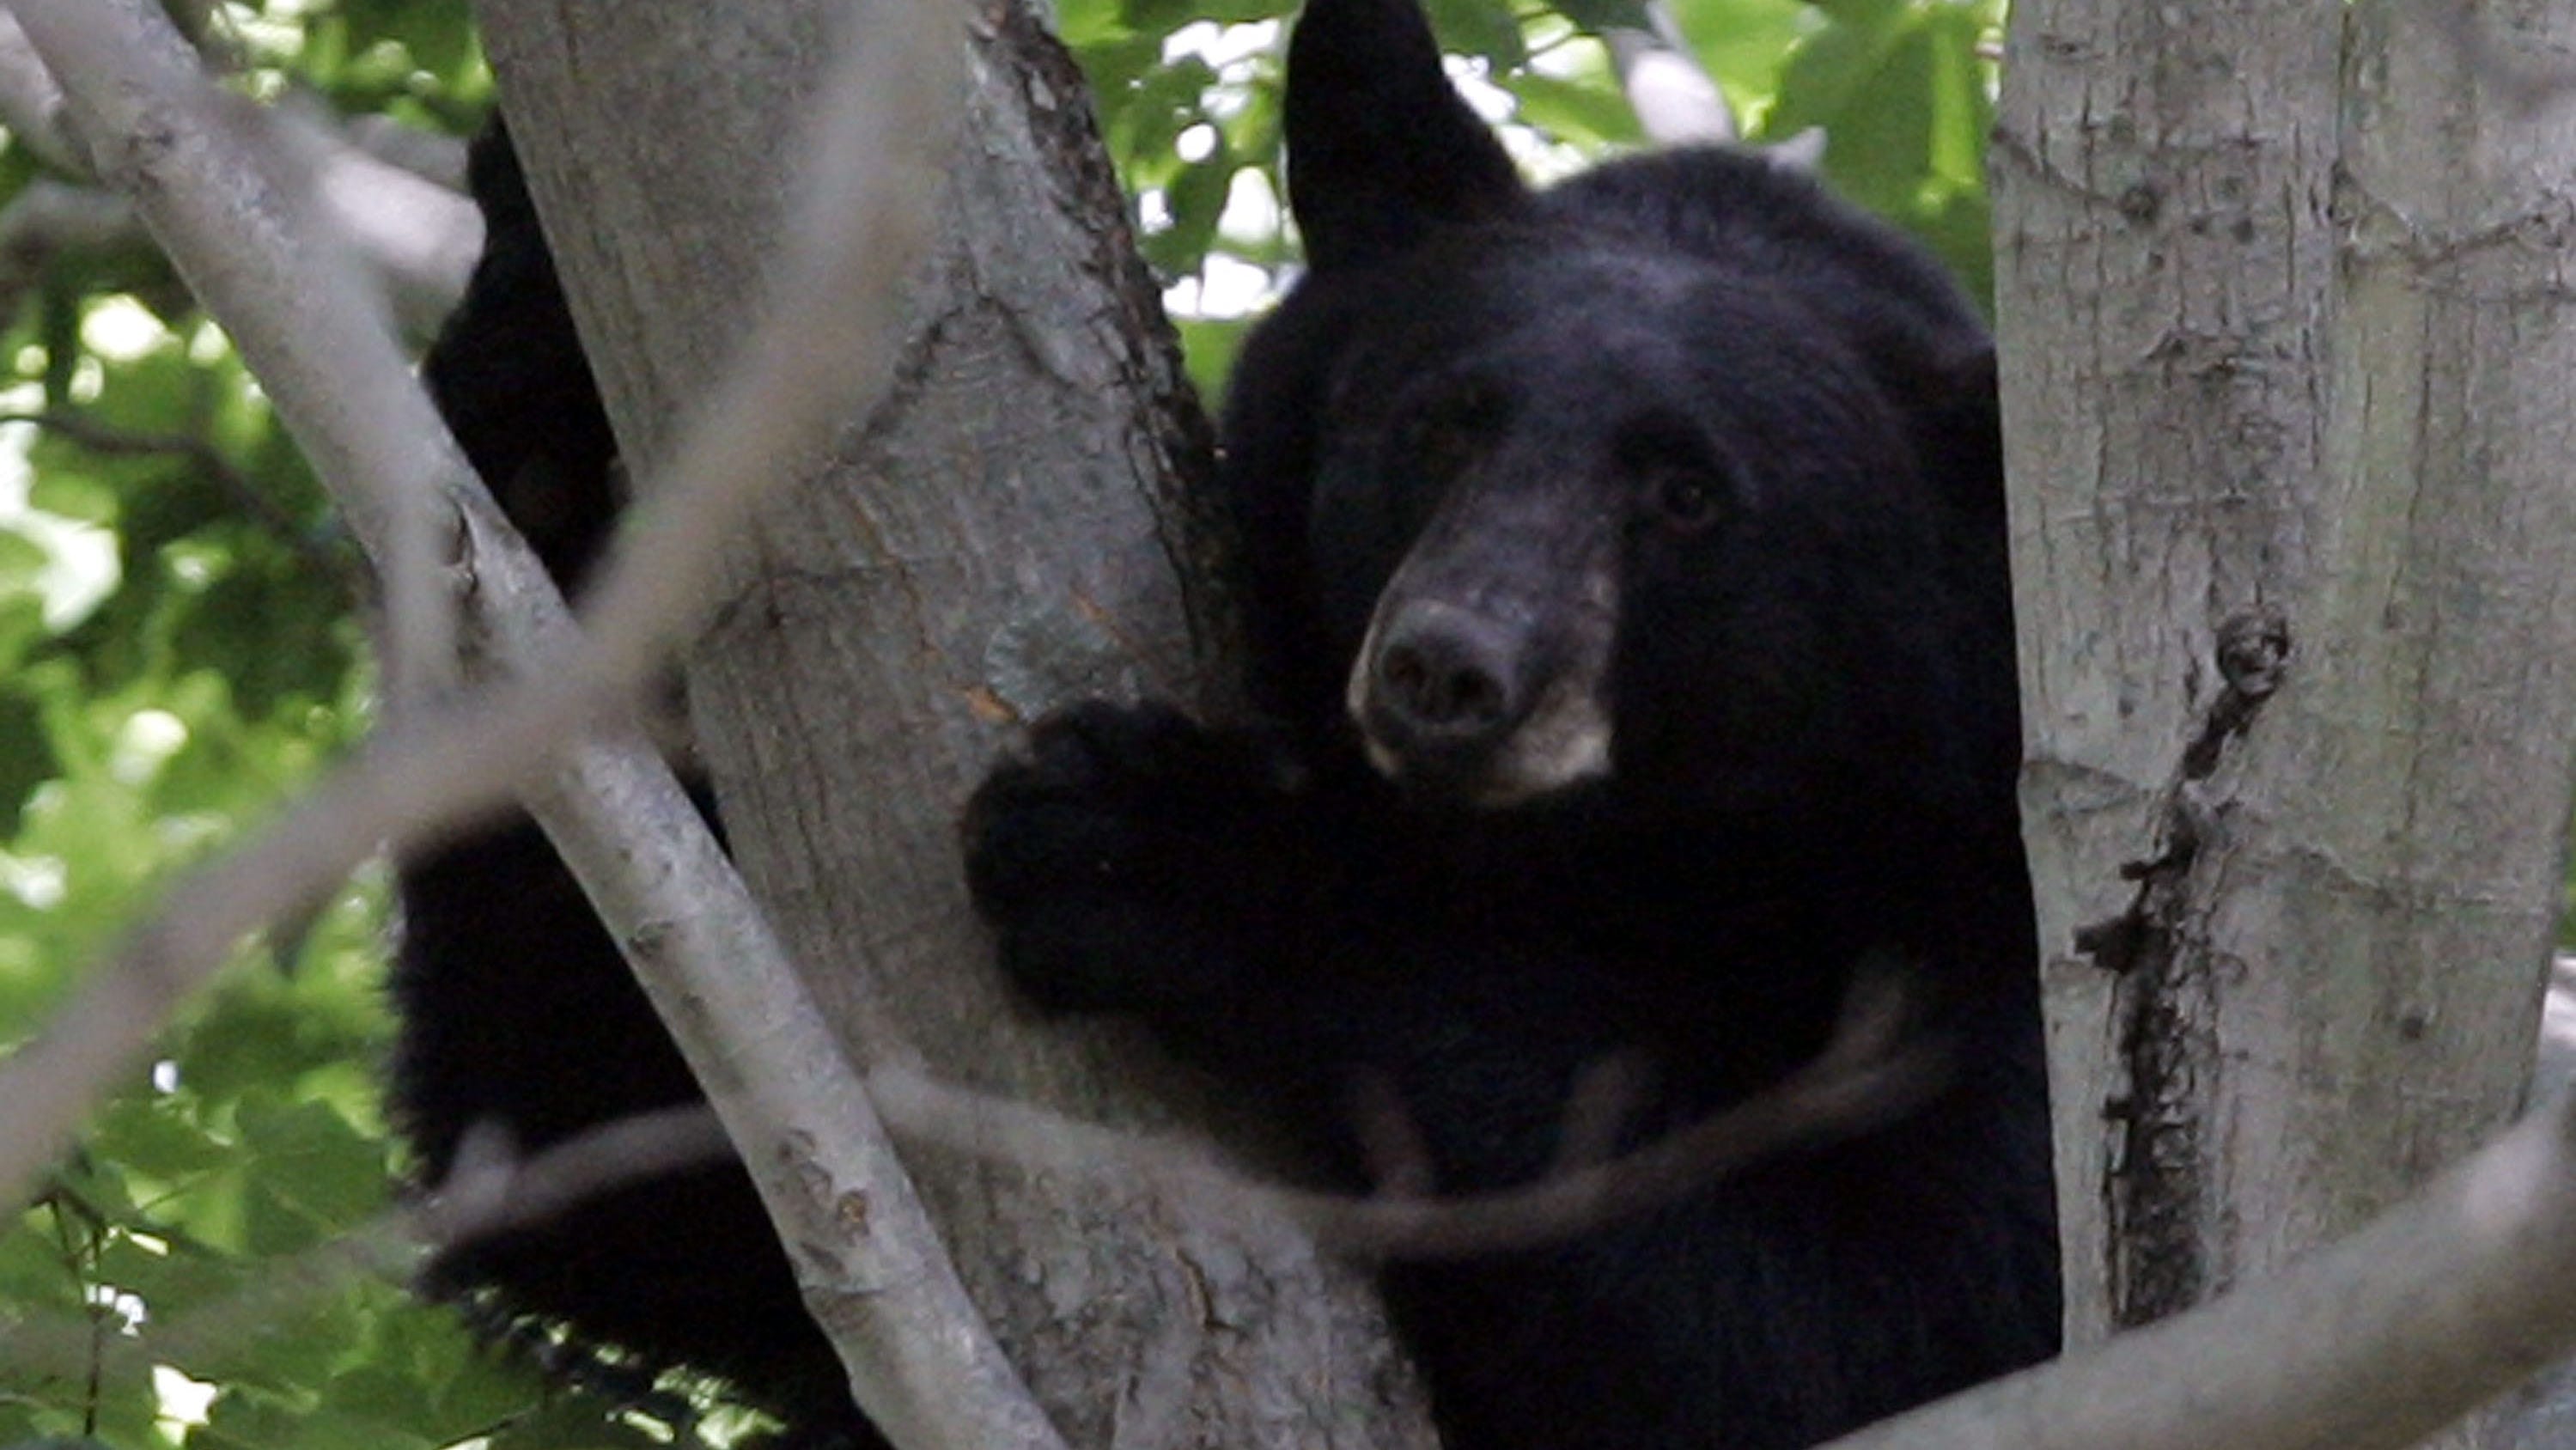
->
<box><xmin>472</xmin><ymin>0</ymin><xmax>1432</xmax><ymax>1444</ymax></box>
<box><xmin>1996</xmin><ymin>0</ymin><xmax>2576</xmax><ymax>1438</ymax></box>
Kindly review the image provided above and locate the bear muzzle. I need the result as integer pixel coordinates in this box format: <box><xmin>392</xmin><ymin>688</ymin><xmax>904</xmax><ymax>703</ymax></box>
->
<box><xmin>1349</xmin><ymin>597</ymin><xmax>1612</xmax><ymax>807</ymax></box>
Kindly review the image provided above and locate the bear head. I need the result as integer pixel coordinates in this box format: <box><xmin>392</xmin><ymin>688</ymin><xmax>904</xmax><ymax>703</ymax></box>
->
<box><xmin>1220</xmin><ymin>0</ymin><xmax>2013</xmax><ymax>859</ymax></box>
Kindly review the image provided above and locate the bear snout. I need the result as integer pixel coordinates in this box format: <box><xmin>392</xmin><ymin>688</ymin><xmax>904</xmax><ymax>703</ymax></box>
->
<box><xmin>1355</xmin><ymin>600</ymin><xmax>1539</xmax><ymax>772</ymax></box>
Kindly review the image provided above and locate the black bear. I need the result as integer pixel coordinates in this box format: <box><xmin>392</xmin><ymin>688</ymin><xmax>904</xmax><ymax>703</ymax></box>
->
<box><xmin>393</xmin><ymin>0</ymin><xmax>2058</xmax><ymax>1442</ymax></box>
<box><xmin>962</xmin><ymin>0</ymin><xmax>2061</xmax><ymax>1446</ymax></box>
<box><xmin>389</xmin><ymin>122</ymin><xmax>880</xmax><ymax>1446</ymax></box>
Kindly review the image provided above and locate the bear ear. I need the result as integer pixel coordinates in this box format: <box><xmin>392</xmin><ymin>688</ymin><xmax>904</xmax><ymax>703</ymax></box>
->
<box><xmin>1284</xmin><ymin>0</ymin><xmax>1526</xmax><ymax>272</ymax></box>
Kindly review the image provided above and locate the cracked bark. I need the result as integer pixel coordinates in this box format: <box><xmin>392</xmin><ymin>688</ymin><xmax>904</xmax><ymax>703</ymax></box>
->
<box><xmin>1998</xmin><ymin>0</ymin><xmax>2576</xmax><ymax>1440</ymax></box>
<box><xmin>472</xmin><ymin>0</ymin><xmax>1432</xmax><ymax>1443</ymax></box>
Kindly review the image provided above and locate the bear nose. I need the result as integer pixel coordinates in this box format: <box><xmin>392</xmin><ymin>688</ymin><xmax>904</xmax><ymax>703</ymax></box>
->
<box><xmin>1367</xmin><ymin>604</ymin><xmax>1531</xmax><ymax>755</ymax></box>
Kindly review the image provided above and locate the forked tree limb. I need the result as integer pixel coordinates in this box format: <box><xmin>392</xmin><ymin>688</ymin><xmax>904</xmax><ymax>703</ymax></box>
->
<box><xmin>1821</xmin><ymin>1080</ymin><xmax>2576</xmax><ymax>1450</ymax></box>
<box><xmin>0</xmin><ymin>3</ymin><xmax>1063</xmax><ymax>1445</ymax></box>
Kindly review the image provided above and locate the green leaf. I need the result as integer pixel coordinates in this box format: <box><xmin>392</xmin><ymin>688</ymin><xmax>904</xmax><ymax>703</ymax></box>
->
<box><xmin>0</xmin><ymin>527</ymin><xmax>48</xmax><ymax>596</ymax></box>
<box><xmin>192</xmin><ymin>1390</ymin><xmax>306</xmax><ymax>1450</ymax></box>
<box><xmin>88</xmin><ymin>1096</ymin><xmax>233</xmax><ymax>1179</ymax></box>
<box><xmin>1502</xmin><ymin>70</ymin><xmax>1647</xmax><ymax>149</ymax></box>
<box><xmin>22</xmin><ymin>466</ymin><xmax>119</xmax><ymax>530</ymax></box>
<box><xmin>1550</xmin><ymin>0</ymin><xmax>1654</xmax><ymax>34</ymax></box>
<box><xmin>482</xmin><ymin>1397</ymin><xmax>668</xmax><ymax>1450</ymax></box>
<box><xmin>94</xmin><ymin>1230</ymin><xmax>247</xmax><ymax>1323</ymax></box>
<box><xmin>1057</xmin><ymin>0</ymin><xmax>1136</xmax><ymax>51</ymax></box>
<box><xmin>0</xmin><ymin>1213</ymin><xmax>77</xmax><ymax>1307</ymax></box>
<box><xmin>1808</xmin><ymin>0</ymin><xmax>1910</xmax><ymax>24</ymax></box>
<box><xmin>314</xmin><ymin>1367</ymin><xmax>436</xmax><ymax>1438</ymax></box>
<box><xmin>1425</xmin><ymin>0</ymin><xmax>1528</xmax><ymax>69</ymax></box>
<box><xmin>1145</xmin><ymin>151</ymin><xmax>1239</xmax><ymax>278</ymax></box>
<box><xmin>1765</xmin><ymin>6</ymin><xmax>1915</xmax><ymax>140</ymax></box>
<box><xmin>1175</xmin><ymin>316</ymin><xmax>1252</xmax><ymax>399</ymax></box>
<box><xmin>1812</xmin><ymin>19</ymin><xmax>1937</xmax><ymax>213</ymax></box>
<box><xmin>1106</xmin><ymin>55</ymin><xmax>1219</xmax><ymax>190</ymax></box>
<box><xmin>235</xmin><ymin>1095</ymin><xmax>387</xmax><ymax>1233</ymax></box>
<box><xmin>1074</xmin><ymin>34</ymin><xmax>1166</xmax><ymax>101</ymax></box>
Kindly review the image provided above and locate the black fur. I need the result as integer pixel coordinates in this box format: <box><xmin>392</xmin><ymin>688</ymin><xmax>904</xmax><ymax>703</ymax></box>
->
<box><xmin>397</xmin><ymin>0</ymin><xmax>2060</xmax><ymax>1439</ymax></box>
<box><xmin>962</xmin><ymin>0</ymin><xmax>2060</xmax><ymax>1444</ymax></box>
<box><xmin>419</xmin><ymin>119</ymin><xmax>620</xmax><ymax>594</ymax></box>
<box><xmin>390</xmin><ymin>120</ymin><xmax>875</xmax><ymax>1446</ymax></box>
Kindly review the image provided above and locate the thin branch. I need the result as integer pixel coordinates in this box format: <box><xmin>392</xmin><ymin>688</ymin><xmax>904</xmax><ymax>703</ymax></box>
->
<box><xmin>0</xmin><ymin>2</ymin><xmax>1063</xmax><ymax>1447</ymax></box>
<box><xmin>867</xmin><ymin>967</ymin><xmax>1945</xmax><ymax>1262</ymax></box>
<box><xmin>160</xmin><ymin>0</ymin><xmax>246</xmax><ymax>74</ymax></box>
<box><xmin>1818</xmin><ymin>1082</ymin><xmax>2576</xmax><ymax>1450</ymax></box>
<box><xmin>0</xmin><ymin>408</ymin><xmax>359</xmax><ymax>587</ymax></box>
<box><xmin>0</xmin><ymin>9</ymin><xmax>79</xmax><ymax>173</ymax></box>
<box><xmin>421</xmin><ymin>1106</ymin><xmax>734</xmax><ymax>1251</ymax></box>
<box><xmin>0</xmin><ymin>1106</ymin><xmax>735</xmax><ymax>1389</ymax></box>
<box><xmin>8</xmin><ymin>0</ymin><xmax>457</xmax><ymax>702</ymax></box>
<box><xmin>337</xmin><ymin>114</ymin><xmax>469</xmax><ymax>190</ymax></box>
<box><xmin>0</xmin><ymin>6</ymin><xmax>477</xmax><ymax>334</ymax></box>
<box><xmin>484</xmin><ymin>16</ymin><xmax>1066</xmax><ymax>1426</ymax></box>
<box><xmin>1602</xmin><ymin>0</ymin><xmax>1733</xmax><ymax>145</ymax></box>
<box><xmin>0</xmin><ymin>178</ymin><xmax>143</xmax><ymax>332</ymax></box>
<box><xmin>0</xmin><ymin>406</ymin><xmax>271</xmax><ymax>508</ymax></box>
<box><xmin>271</xmin><ymin>109</ymin><xmax>480</xmax><ymax>340</ymax></box>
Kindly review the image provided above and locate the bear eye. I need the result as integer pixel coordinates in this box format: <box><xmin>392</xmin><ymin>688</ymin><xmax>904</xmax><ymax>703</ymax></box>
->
<box><xmin>1410</xmin><ymin>417</ymin><xmax>1477</xmax><ymax>479</ymax></box>
<box><xmin>1648</xmin><ymin>468</ymin><xmax>1726</xmax><ymax>532</ymax></box>
<box><xmin>1399</xmin><ymin>384</ymin><xmax>1504</xmax><ymax>483</ymax></box>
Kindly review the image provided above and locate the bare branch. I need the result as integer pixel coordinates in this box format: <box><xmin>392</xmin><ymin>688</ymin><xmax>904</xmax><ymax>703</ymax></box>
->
<box><xmin>0</xmin><ymin>7</ymin><xmax>477</xmax><ymax>334</ymax></box>
<box><xmin>516</xmin><ymin>722</ymin><xmax>1069</xmax><ymax>1450</ymax></box>
<box><xmin>0</xmin><ymin>9</ymin><xmax>78</xmax><ymax>173</ymax></box>
<box><xmin>1602</xmin><ymin>1</ymin><xmax>1733</xmax><ymax>145</ymax></box>
<box><xmin>0</xmin><ymin>2</ymin><xmax>1069</xmax><ymax>1446</ymax></box>
<box><xmin>271</xmin><ymin>109</ymin><xmax>480</xmax><ymax>339</ymax></box>
<box><xmin>338</xmin><ymin>113</ymin><xmax>468</xmax><ymax>189</ymax></box>
<box><xmin>1819</xmin><ymin>1083</ymin><xmax>2576</xmax><ymax>1450</ymax></box>
<box><xmin>0</xmin><ymin>178</ymin><xmax>143</xmax><ymax>331</ymax></box>
<box><xmin>866</xmin><ymin>967</ymin><xmax>1945</xmax><ymax>1262</ymax></box>
<box><xmin>421</xmin><ymin>1107</ymin><xmax>736</xmax><ymax>1251</ymax></box>
<box><xmin>0</xmin><ymin>408</ymin><xmax>360</xmax><ymax>588</ymax></box>
<box><xmin>1550</xmin><ymin>1051</ymin><xmax>1653</xmax><ymax>1175</ymax></box>
<box><xmin>10</xmin><ymin>0</ymin><xmax>459</xmax><ymax>701</ymax></box>
<box><xmin>0</xmin><ymin>1106</ymin><xmax>735</xmax><ymax>1389</ymax></box>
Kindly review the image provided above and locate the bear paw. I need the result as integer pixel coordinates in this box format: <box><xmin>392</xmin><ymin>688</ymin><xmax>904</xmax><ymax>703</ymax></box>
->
<box><xmin>962</xmin><ymin>701</ymin><xmax>1306</xmax><ymax>1014</ymax></box>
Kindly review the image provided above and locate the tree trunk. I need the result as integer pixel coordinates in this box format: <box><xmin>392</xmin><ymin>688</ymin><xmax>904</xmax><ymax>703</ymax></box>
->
<box><xmin>1997</xmin><ymin>0</ymin><xmax>2576</xmax><ymax>1435</ymax></box>
<box><xmin>472</xmin><ymin>0</ymin><xmax>1433</xmax><ymax>1443</ymax></box>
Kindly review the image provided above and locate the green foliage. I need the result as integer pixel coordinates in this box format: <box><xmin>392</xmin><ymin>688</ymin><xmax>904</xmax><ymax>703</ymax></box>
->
<box><xmin>1760</xmin><ymin>0</ymin><xmax>1998</xmax><ymax>303</ymax></box>
<box><xmin>0</xmin><ymin>281</ymin><xmax>541</xmax><ymax>1450</ymax></box>
<box><xmin>0</xmin><ymin>0</ymin><xmax>2004</xmax><ymax>1445</ymax></box>
<box><xmin>1075</xmin><ymin>0</ymin><xmax>2000</xmax><ymax>393</ymax></box>
<box><xmin>0</xmin><ymin>3</ymin><xmax>567</xmax><ymax>1447</ymax></box>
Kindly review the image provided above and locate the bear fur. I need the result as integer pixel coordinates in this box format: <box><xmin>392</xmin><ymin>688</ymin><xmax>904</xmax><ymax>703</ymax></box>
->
<box><xmin>961</xmin><ymin>0</ymin><xmax>2061</xmax><ymax>1444</ymax></box>
<box><xmin>390</xmin><ymin>121</ymin><xmax>877</xmax><ymax>1446</ymax></box>
<box><xmin>393</xmin><ymin>0</ymin><xmax>2059</xmax><ymax>1440</ymax></box>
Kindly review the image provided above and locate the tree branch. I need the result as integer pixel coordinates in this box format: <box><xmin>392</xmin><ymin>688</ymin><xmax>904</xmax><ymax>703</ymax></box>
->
<box><xmin>0</xmin><ymin>407</ymin><xmax>359</xmax><ymax>588</ymax></box>
<box><xmin>867</xmin><ymin>964</ymin><xmax>1945</xmax><ymax>1260</ymax></box>
<box><xmin>0</xmin><ymin>1</ymin><xmax>1063</xmax><ymax>1445</ymax></box>
<box><xmin>0</xmin><ymin>9</ymin><xmax>80</xmax><ymax>174</ymax></box>
<box><xmin>1601</xmin><ymin>0</ymin><xmax>1733</xmax><ymax>144</ymax></box>
<box><xmin>271</xmin><ymin>111</ymin><xmax>480</xmax><ymax>339</ymax></box>
<box><xmin>0</xmin><ymin>1106</ymin><xmax>735</xmax><ymax>1392</ymax></box>
<box><xmin>0</xmin><ymin>6</ymin><xmax>477</xmax><ymax>338</ymax></box>
<box><xmin>1820</xmin><ymin>1082</ymin><xmax>2576</xmax><ymax>1450</ymax></box>
<box><xmin>10</xmin><ymin>0</ymin><xmax>460</xmax><ymax>699</ymax></box>
<box><xmin>0</xmin><ymin>179</ymin><xmax>146</xmax><ymax>337</ymax></box>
